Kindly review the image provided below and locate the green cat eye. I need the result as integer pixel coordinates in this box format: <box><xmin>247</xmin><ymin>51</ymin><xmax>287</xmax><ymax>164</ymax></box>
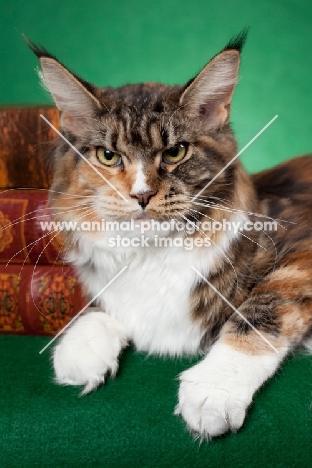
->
<box><xmin>96</xmin><ymin>148</ymin><xmax>121</xmax><ymax>167</ymax></box>
<box><xmin>162</xmin><ymin>143</ymin><xmax>187</xmax><ymax>164</ymax></box>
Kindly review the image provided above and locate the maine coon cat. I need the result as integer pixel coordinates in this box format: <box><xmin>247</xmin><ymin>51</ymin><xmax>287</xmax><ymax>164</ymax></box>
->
<box><xmin>28</xmin><ymin>32</ymin><xmax>312</xmax><ymax>439</ymax></box>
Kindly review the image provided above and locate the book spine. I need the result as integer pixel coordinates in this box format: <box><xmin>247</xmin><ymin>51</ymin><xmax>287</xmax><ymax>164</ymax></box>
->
<box><xmin>0</xmin><ymin>106</ymin><xmax>58</xmax><ymax>189</ymax></box>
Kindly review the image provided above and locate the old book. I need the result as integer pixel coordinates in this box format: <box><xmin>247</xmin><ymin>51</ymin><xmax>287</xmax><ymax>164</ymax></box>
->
<box><xmin>0</xmin><ymin>264</ymin><xmax>86</xmax><ymax>335</ymax></box>
<box><xmin>0</xmin><ymin>106</ymin><xmax>58</xmax><ymax>189</ymax></box>
<box><xmin>0</xmin><ymin>107</ymin><xmax>86</xmax><ymax>336</ymax></box>
<box><xmin>0</xmin><ymin>189</ymin><xmax>64</xmax><ymax>265</ymax></box>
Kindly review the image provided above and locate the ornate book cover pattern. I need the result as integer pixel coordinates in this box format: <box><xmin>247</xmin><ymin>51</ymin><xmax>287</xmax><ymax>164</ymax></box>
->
<box><xmin>0</xmin><ymin>190</ymin><xmax>65</xmax><ymax>265</ymax></box>
<box><xmin>0</xmin><ymin>272</ymin><xmax>24</xmax><ymax>332</ymax></box>
<box><xmin>0</xmin><ymin>265</ymin><xmax>86</xmax><ymax>335</ymax></box>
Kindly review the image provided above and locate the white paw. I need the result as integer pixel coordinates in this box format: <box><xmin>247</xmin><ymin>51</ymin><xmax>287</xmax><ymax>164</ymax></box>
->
<box><xmin>176</xmin><ymin>343</ymin><xmax>282</xmax><ymax>439</ymax></box>
<box><xmin>176</xmin><ymin>366</ymin><xmax>251</xmax><ymax>438</ymax></box>
<box><xmin>53</xmin><ymin>311</ymin><xmax>128</xmax><ymax>394</ymax></box>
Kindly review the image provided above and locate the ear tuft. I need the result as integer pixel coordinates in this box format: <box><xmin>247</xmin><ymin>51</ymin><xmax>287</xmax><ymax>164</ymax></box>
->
<box><xmin>26</xmin><ymin>38</ymin><xmax>101</xmax><ymax>135</ymax></box>
<box><xmin>23</xmin><ymin>35</ymin><xmax>59</xmax><ymax>61</ymax></box>
<box><xmin>222</xmin><ymin>27</ymin><xmax>249</xmax><ymax>53</ymax></box>
<box><xmin>180</xmin><ymin>31</ymin><xmax>247</xmax><ymax>128</ymax></box>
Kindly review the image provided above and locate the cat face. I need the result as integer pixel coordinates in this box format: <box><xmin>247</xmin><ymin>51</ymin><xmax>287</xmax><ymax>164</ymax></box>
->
<box><xmin>28</xmin><ymin>33</ymin><xmax>247</xmax><ymax>235</ymax></box>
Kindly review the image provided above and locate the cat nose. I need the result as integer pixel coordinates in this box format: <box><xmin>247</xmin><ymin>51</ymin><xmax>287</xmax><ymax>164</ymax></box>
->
<box><xmin>130</xmin><ymin>190</ymin><xmax>157</xmax><ymax>209</ymax></box>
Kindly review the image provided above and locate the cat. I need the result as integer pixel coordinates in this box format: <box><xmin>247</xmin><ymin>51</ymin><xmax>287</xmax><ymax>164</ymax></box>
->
<box><xmin>28</xmin><ymin>31</ymin><xmax>312</xmax><ymax>439</ymax></box>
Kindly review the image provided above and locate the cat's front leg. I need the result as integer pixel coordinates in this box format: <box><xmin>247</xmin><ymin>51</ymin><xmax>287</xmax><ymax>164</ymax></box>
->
<box><xmin>176</xmin><ymin>262</ymin><xmax>312</xmax><ymax>438</ymax></box>
<box><xmin>176</xmin><ymin>338</ymin><xmax>287</xmax><ymax>439</ymax></box>
<box><xmin>53</xmin><ymin>311</ymin><xmax>129</xmax><ymax>394</ymax></box>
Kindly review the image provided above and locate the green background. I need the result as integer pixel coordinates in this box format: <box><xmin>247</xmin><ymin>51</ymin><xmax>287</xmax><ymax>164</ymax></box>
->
<box><xmin>1</xmin><ymin>1</ymin><xmax>312</xmax><ymax>467</ymax></box>
<box><xmin>1</xmin><ymin>0</ymin><xmax>312</xmax><ymax>173</ymax></box>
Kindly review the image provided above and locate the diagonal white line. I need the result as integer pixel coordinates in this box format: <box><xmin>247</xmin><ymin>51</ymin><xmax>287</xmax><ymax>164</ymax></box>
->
<box><xmin>39</xmin><ymin>265</ymin><xmax>128</xmax><ymax>354</ymax></box>
<box><xmin>40</xmin><ymin>114</ymin><xmax>129</xmax><ymax>202</ymax></box>
<box><xmin>191</xmin><ymin>266</ymin><xmax>279</xmax><ymax>353</ymax></box>
<box><xmin>191</xmin><ymin>115</ymin><xmax>278</xmax><ymax>202</ymax></box>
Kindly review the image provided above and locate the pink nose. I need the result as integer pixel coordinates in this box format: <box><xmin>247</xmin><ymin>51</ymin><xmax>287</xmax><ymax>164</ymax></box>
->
<box><xmin>130</xmin><ymin>190</ymin><xmax>156</xmax><ymax>209</ymax></box>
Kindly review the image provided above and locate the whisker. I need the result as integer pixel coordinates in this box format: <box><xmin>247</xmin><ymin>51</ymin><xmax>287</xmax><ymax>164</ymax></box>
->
<box><xmin>159</xmin><ymin>88</ymin><xmax>181</xmax><ymax>134</ymax></box>
<box><xmin>0</xmin><ymin>204</ymin><xmax>91</xmax><ymax>233</ymax></box>
<box><xmin>29</xmin><ymin>228</ymin><xmax>67</xmax><ymax>321</ymax></box>
<box><xmin>0</xmin><ymin>187</ymin><xmax>96</xmax><ymax>199</ymax></box>
<box><xmin>189</xmin><ymin>208</ymin><xmax>267</xmax><ymax>251</ymax></box>
<box><xmin>190</xmin><ymin>200</ymin><xmax>290</xmax><ymax>230</ymax></box>
<box><xmin>6</xmin><ymin>205</ymin><xmax>96</xmax><ymax>267</ymax></box>
<box><xmin>166</xmin><ymin>103</ymin><xmax>189</xmax><ymax>126</ymax></box>
<box><xmin>185</xmin><ymin>192</ymin><xmax>292</xmax><ymax>225</ymax></box>
<box><xmin>179</xmin><ymin>213</ymin><xmax>238</xmax><ymax>285</ymax></box>
<box><xmin>259</xmin><ymin>229</ymin><xmax>279</xmax><ymax>274</ymax></box>
<box><xmin>39</xmin><ymin>206</ymin><xmax>101</xmax><ymax>276</ymax></box>
<box><xmin>28</xmin><ymin>205</ymin><xmax>100</xmax><ymax>316</ymax></box>
<box><xmin>189</xmin><ymin>201</ymin><xmax>280</xmax><ymax>267</ymax></box>
<box><xmin>6</xmin><ymin>228</ymin><xmax>58</xmax><ymax>267</ymax></box>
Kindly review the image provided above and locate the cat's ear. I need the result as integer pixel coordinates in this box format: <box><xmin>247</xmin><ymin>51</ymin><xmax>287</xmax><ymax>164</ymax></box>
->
<box><xmin>180</xmin><ymin>31</ymin><xmax>247</xmax><ymax>128</ymax></box>
<box><xmin>25</xmin><ymin>39</ymin><xmax>101</xmax><ymax>135</ymax></box>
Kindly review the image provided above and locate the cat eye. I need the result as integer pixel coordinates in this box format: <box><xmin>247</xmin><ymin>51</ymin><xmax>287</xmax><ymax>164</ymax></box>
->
<box><xmin>162</xmin><ymin>143</ymin><xmax>188</xmax><ymax>164</ymax></box>
<box><xmin>96</xmin><ymin>147</ymin><xmax>122</xmax><ymax>167</ymax></box>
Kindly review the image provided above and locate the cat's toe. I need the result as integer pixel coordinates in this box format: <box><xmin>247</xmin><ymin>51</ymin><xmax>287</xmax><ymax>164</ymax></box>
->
<box><xmin>53</xmin><ymin>339</ymin><xmax>117</xmax><ymax>395</ymax></box>
<box><xmin>176</xmin><ymin>363</ymin><xmax>251</xmax><ymax>439</ymax></box>
<box><xmin>52</xmin><ymin>311</ymin><xmax>128</xmax><ymax>394</ymax></box>
<box><xmin>201</xmin><ymin>390</ymin><xmax>247</xmax><ymax>437</ymax></box>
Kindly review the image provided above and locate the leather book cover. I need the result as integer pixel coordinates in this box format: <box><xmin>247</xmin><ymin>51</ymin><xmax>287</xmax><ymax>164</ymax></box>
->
<box><xmin>0</xmin><ymin>264</ymin><xmax>86</xmax><ymax>335</ymax></box>
<box><xmin>0</xmin><ymin>106</ymin><xmax>58</xmax><ymax>189</ymax></box>
<box><xmin>0</xmin><ymin>189</ymin><xmax>66</xmax><ymax>265</ymax></box>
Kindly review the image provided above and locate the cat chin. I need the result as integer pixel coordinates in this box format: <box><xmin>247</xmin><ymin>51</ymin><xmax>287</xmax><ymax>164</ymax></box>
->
<box><xmin>135</xmin><ymin>212</ymin><xmax>151</xmax><ymax>220</ymax></box>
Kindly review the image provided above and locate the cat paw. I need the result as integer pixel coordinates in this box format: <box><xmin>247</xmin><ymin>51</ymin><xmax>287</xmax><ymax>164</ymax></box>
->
<box><xmin>176</xmin><ymin>366</ymin><xmax>251</xmax><ymax>438</ymax></box>
<box><xmin>53</xmin><ymin>311</ymin><xmax>128</xmax><ymax>394</ymax></box>
<box><xmin>175</xmin><ymin>343</ymin><xmax>280</xmax><ymax>439</ymax></box>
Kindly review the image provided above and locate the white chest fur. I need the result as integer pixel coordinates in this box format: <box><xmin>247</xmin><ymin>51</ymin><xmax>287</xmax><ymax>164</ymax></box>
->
<box><xmin>71</xmin><ymin>229</ymin><xmax>237</xmax><ymax>356</ymax></box>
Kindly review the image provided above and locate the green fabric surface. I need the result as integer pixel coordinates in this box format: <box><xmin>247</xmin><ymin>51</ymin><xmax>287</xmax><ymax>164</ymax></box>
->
<box><xmin>0</xmin><ymin>335</ymin><xmax>311</xmax><ymax>467</ymax></box>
